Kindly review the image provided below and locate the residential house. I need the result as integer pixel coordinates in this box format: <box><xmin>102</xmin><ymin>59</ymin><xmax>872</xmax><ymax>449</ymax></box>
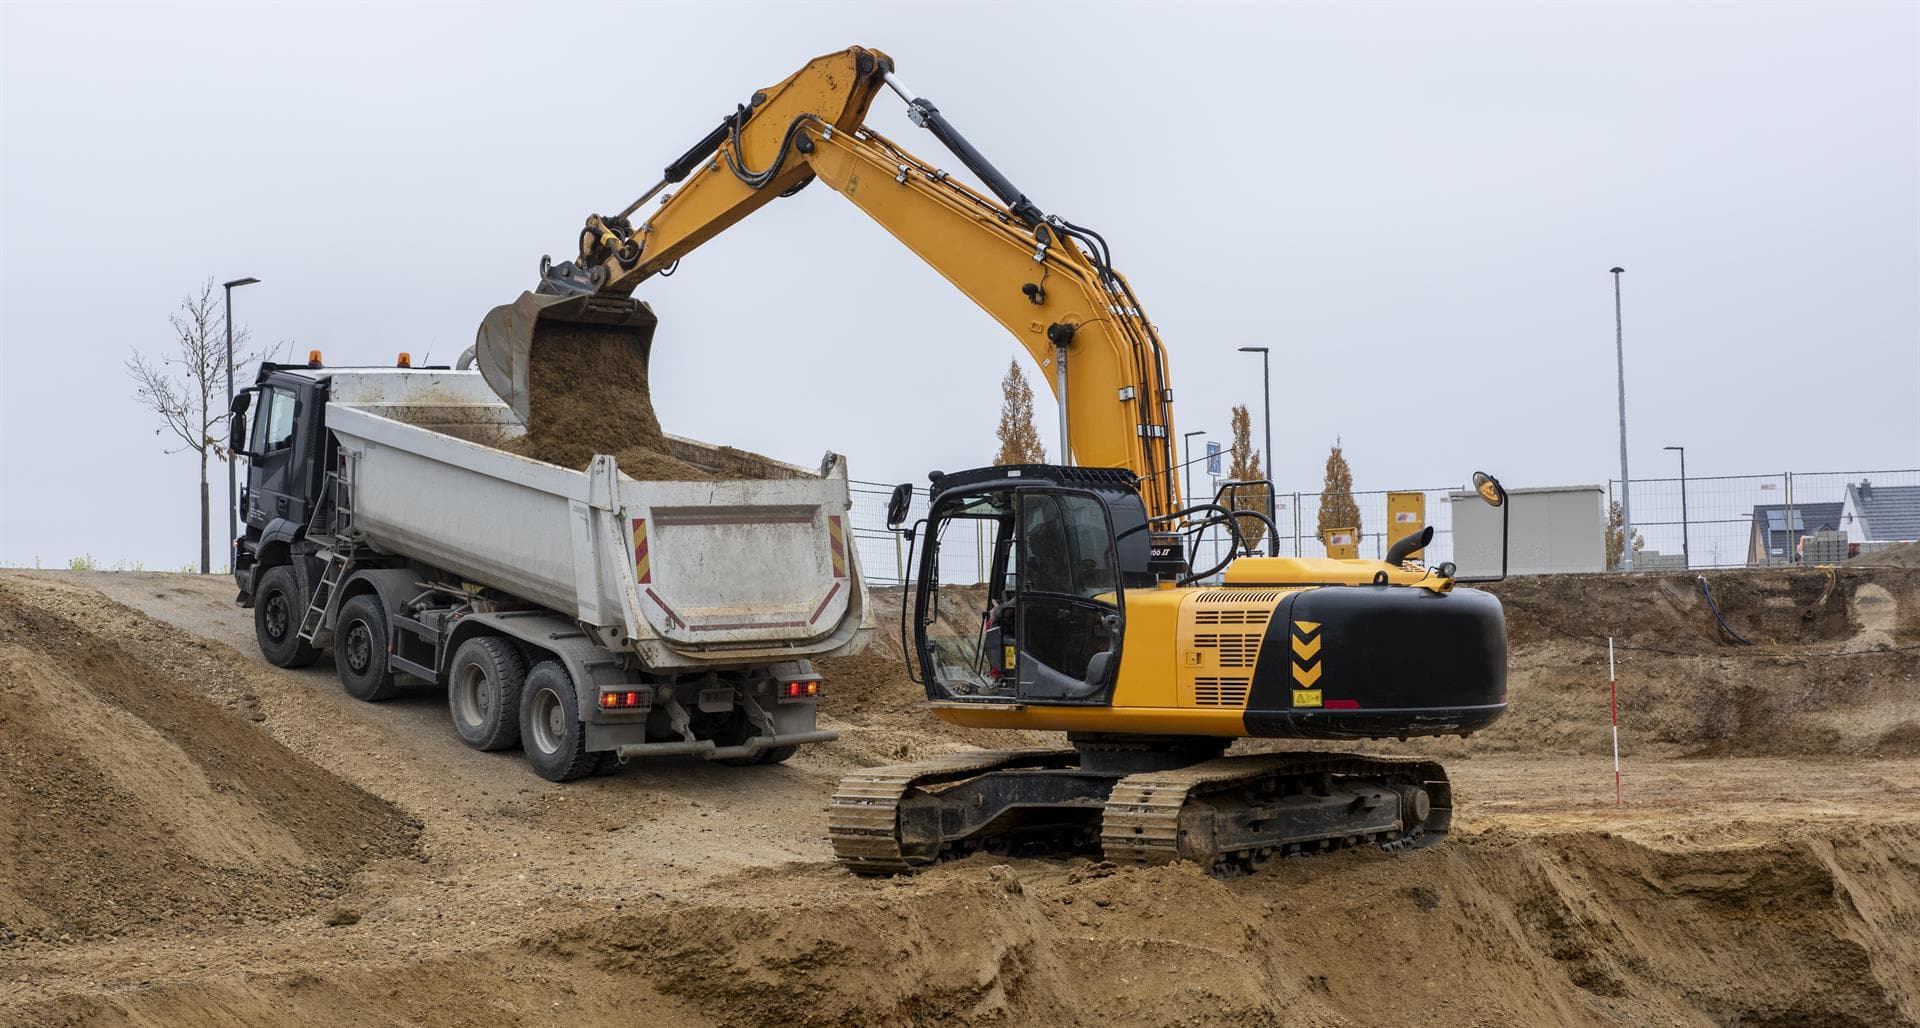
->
<box><xmin>1747</xmin><ymin>502</ymin><xmax>1843</xmax><ymax>565</ymax></box>
<box><xmin>1840</xmin><ymin>480</ymin><xmax>1920</xmax><ymax>545</ymax></box>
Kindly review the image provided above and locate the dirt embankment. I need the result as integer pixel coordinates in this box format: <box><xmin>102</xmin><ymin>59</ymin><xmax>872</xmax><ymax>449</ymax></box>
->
<box><xmin>0</xmin><ymin>575</ymin><xmax>418</xmax><ymax>948</ymax></box>
<box><xmin>6</xmin><ymin>568</ymin><xmax>1920</xmax><ymax>1026</ymax></box>
<box><xmin>504</xmin><ymin>323</ymin><xmax>785</xmax><ymax>481</ymax></box>
<box><xmin>1484</xmin><ymin>567</ymin><xmax>1920</xmax><ymax>758</ymax></box>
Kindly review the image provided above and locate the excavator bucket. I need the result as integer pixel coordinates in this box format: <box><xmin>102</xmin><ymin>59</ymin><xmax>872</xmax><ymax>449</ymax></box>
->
<box><xmin>473</xmin><ymin>290</ymin><xmax>659</xmax><ymax>424</ymax></box>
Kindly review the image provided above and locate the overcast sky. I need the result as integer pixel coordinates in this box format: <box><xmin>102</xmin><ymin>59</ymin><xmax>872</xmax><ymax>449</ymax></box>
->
<box><xmin>3</xmin><ymin>1</ymin><xmax>1916</xmax><ymax>570</ymax></box>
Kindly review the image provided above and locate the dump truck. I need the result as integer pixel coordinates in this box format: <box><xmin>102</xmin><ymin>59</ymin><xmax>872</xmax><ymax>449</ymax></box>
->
<box><xmin>229</xmin><ymin>356</ymin><xmax>867</xmax><ymax>780</ymax></box>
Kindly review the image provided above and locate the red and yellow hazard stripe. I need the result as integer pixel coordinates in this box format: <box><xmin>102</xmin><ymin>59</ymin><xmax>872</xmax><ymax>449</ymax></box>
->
<box><xmin>828</xmin><ymin>515</ymin><xmax>848</xmax><ymax>579</ymax></box>
<box><xmin>632</xmin><ymin>518</ymin><xmax>651</xmax><ymax>583</ymax></box>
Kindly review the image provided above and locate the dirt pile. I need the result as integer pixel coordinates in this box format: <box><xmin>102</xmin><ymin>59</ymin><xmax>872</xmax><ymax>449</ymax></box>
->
<box><xmin>0</xmin><ymin>575</ymin><xmax>417</xmax><ymax>947</ymax></box>
<box><xmin>538</xmin><ymin>824</ymin><xmax>1920</xmax><ymax>1027</ymax></box>
<box><xmin>1484</xmin><ymin>566</ymin><xmax>1920</xmax><ymax>757</ymax></box>
<box><xmin>1857</xmin><ymin>540</ymin><xmax>1920</xmax><ymax>567</ymax></box>
<box><xmin>505</xmin><ymin>323</ymin><xmax>784</xmax><ymax>481</ymax></box>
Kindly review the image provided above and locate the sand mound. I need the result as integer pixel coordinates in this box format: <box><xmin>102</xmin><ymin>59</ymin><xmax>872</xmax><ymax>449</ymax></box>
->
<box><xmin>1856</xmin><ymin>540</ymin><xmax>1920</xmax><ymax>567</ymax></box>
<box><xmin>0</xmin><ymin>575</ymin><xmax>417</xmax><ymax>947</ymax></box>
<box><xmin>505</xmin><ymin>323</ymin><xmax>782</xmax><ymax>480</ymax></box>
<box><xmin>1483</xmin><ymin>567</ymin><xmax>1920</xmax><ymax>757</ymax></box>
<box><xmin>526</xmin><ymin>822</ymin><xmax>1920</xmax><ymax>1026</ymax></box>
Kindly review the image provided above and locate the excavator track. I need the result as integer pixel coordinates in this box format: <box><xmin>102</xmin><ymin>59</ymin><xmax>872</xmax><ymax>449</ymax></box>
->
<box><xmin>1101</xmin><ymin>752</ymin><xmax>1452</xmax><ymax>873</ymax></box>
<box><xmin>832</xmin><ymin>748</ymin><xmax>1451</xmax><ymax>876</ymax></box>
<box><xmin>828</xmin><ymin>748</ymin><xmax>1079</xmax><ymax>874</ymax></box>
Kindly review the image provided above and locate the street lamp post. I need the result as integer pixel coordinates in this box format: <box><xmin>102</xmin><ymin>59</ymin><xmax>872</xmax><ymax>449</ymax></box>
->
<box><xmin>223</xmin><ymin>276</ymin><xmax>261</xmax><ymax>572</ymax></box>
<box><xmin>1665</xmin><ymin>445</ymin><xmax>1688</xmax><ymax>569</ymax></box>
<box><xmin>1182</xmin><ymin>430</ymin><xmax>1206</xmax><ymax>510</ymax></box>
<box><xmin>1610</xmin><ymin>267</ymin><xmax>1633</xmax><ymax>571</ymax></box>
<box><xmin>1237</xmin><ymin>346</ymin><xmax>1274</xmax><ymax>528</ymax></box>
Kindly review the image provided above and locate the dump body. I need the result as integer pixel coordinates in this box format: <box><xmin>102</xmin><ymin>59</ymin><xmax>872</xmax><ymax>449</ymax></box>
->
<box><xmin>320</xmin><ymin>368</ymin><xmax>866</xmax><ymax>668</ymax></box>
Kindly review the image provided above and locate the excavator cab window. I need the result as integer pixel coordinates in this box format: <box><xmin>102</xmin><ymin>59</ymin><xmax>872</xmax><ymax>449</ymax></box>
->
<box><xmin>1012</xmin><ymin>490</ymin><xmax>1123</xmax><ymax>704</ymax></box>
<box><xmin>916</xmin><ymin>481</ymin><xmax>1124</xmax><ymax>706</ymax></box>
<box><xmin>919</xmin><ymin>492</ymin><xmax>1017</xmax><ymax>699</ymax></box>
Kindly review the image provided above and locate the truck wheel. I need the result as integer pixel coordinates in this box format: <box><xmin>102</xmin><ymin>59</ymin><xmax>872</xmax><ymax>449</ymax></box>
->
<box><xmin>254</xmin><ymin>565</ymin><xmax>321</xmax><ymax>669</ymax></box>
<box><xmin>335</xmin><ymin>594</ymin><xmax>399</xmax><ymax>701</ymax></box>
<box><xmin>448</xmin><ymin>637</ymin><xmax>526</xmax><ymax>751</ymax></box>
<box><xmin>520</xmin><ymin>661</ymin><xmax>595</xmax><ymax>782</ymax></box>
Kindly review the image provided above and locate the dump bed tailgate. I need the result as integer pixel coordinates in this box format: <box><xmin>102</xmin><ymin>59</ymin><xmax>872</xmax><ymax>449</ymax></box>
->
<box><xmin>625</xmin><ymin>481</ymin><xmax>855</xmax><ymax>647</ymax></box>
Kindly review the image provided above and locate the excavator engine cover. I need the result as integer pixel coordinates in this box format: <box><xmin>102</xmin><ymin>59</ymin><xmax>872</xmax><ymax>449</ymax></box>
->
<box><xmin>474</xmin><ymin>290</ymin><xmax>659</xmax><ymax>423</ymax></box>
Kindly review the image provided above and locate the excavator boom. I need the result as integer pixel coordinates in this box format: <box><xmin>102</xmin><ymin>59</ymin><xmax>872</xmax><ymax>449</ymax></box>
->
<box><xmin>474</xmin><ymin>46</ymin><xmax>1183</xmax><ymax>517</ymax></box>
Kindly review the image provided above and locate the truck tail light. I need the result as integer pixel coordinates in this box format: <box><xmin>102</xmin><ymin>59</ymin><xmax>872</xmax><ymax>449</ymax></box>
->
<box><xmin>781</xmin><ymin>680</ymin><xmax>820</xmax><ymax>700</ymax></box>
<box><xmin>599</xmin><ymin>689</ymin><xmax>648</xmax><ymax>710</ymax></box>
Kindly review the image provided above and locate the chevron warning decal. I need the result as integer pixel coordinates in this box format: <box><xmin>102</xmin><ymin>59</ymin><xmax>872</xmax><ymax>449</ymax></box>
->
<box><xmin>1290</xmin><ymin>619</ymin><xmax>1324</xmax><ymax>701</ymax></box>
<box><xmin>632</xmin><ymin>518</ymin><xmax>651</xmax><ymax>584</ymax></box>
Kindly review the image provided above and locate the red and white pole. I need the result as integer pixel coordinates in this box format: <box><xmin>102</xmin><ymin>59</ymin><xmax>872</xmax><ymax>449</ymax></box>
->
<box><xmin>1608</xmin><ymin>636</ymin><xmax>1621</xmax><ymax>805</ymax></box>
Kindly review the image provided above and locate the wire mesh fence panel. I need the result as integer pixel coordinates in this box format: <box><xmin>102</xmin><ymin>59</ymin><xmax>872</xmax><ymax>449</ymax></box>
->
<box><xmin>1609</xmin><ymin>468</ymin><xmax>1918</xmax><ymax>569</ymax></box>
<box><xmin>852</xmin><ymin>469</ymin><xmax>1919</xmax><ymax>584</ymax></box>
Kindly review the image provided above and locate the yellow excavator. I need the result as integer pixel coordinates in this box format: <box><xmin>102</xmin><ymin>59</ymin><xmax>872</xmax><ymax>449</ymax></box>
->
<box><xmin>475</xmin><ymin>46</ymin><xmax>1510</xmax><ymax>875</ymax></box>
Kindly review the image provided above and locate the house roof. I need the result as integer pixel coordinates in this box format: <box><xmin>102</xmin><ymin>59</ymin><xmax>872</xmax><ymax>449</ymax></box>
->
<box><xmin>1751</xmin><ymin>502</ymin><xmax>1844</xmax><ymax>537</ymax></box>
<box><xmin>1848</xmin><ymin>482</ymin><xmax>1920</xmax><ymax>542</ymax></box>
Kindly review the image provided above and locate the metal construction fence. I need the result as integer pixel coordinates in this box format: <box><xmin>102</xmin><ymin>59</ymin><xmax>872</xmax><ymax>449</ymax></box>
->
<box><xmin>1607</xmin><ymin>468</ymin><xmax>1919</xmax><ymax>570</ymax></box>
<box><xmin>850</xmin><ymin>467</ymin><xmax>1919</xmax><ymax>585</ymax></box>
<box><xmin>848</xmin><ymin>479</ymin><xmax>1469</xmax><ymax>586</ymax></box>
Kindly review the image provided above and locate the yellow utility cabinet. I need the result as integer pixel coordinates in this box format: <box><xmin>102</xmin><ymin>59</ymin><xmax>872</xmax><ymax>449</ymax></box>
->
<box><xmin>1387</xmin><ymin>491</ymin><xmax>1427</xmax><ymax>561</ymax></box>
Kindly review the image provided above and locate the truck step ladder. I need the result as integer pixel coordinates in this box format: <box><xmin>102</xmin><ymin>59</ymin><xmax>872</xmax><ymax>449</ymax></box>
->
<box><xmin>297</xmin><ymin>547</ymin><xmax>352</xmax><ymax>644</ymax></box>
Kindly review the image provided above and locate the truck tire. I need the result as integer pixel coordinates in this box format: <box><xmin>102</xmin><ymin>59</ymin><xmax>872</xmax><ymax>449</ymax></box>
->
<box><xmin>335</xmin><ymin>594</ymin><xmax>400</xmax><ymax>701</ymax></box>
<box><xmin>254</xmin><ymin>565</ymin><xmax>321</xmax><ymax>669</ymax></box>
<box><xmin>520</xmin><ymin>661</ymin><xmax>595</xmax><ymax>782</ymax></box>
<box><xmin>448</xmin><ymin>636</ymin><xmax>526</xmax><ymax>751</ymax></box>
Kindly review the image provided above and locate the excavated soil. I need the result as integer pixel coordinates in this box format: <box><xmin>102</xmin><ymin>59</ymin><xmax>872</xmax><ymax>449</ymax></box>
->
<box><xmin>504</xmin><ymin>324</ymin><xmax>785</xmax><ymax>481</ymax></box>
<box><xmin>5</xmin><ymin>566</ymin><xmax>1920</xmax><ymax>1026</ymax></box>
<box><xmin>0</xmin><ymin>575</ymin><xmax>418</xmax><ymax>948</ymax></box>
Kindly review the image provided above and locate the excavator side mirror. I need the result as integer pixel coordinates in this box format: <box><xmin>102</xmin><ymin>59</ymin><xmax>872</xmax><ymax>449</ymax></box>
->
<box><xmin>886</xmin><ymin>483</ymin><xmax>914</xmax><ymax>529</ymax></box>
<box><xmin>1473</xmin><ymin>471</ymin><xmax>1506</xmax><ymax>508</ymax></box>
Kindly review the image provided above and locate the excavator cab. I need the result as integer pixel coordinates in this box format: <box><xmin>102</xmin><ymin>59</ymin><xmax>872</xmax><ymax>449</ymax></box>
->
<box><xmin>900</xmin><ymin>465</ymin><xmax>1150</xmax><ymax>707</ymax></box>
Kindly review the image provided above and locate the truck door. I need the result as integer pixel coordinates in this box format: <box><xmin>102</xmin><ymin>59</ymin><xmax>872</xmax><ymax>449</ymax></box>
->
<box><xmin>245</xmin><ymin>381</ymin><xmax>318</xmax><ymax>530</ymax></box>
<box><xmin>1013</xmin><ymin>490</ymin><xmax>1124</xmax><ymax>703</ymax></box>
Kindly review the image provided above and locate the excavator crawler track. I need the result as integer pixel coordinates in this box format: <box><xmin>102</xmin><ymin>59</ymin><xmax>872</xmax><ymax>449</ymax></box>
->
<box><xmin>1101</xmin><ymin>752</ymin><xmax>1451</xmax><ymax>873</ymax></box>
<box><xmin>831</xmin><ymin>748</ymin><xmax>1450</xmax><ymax>876</ymax></box>
<box><xmin>828</xmin><ymin>748</ymin><xmax>1079</xmax><ymax>874</ymax></box>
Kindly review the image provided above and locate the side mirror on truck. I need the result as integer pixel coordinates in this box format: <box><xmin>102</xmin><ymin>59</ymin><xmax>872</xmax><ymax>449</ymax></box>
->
<box><xmin>228</xmin><ymin>391</ymin><xmax>252</xmax><ymax>456</ymax></box>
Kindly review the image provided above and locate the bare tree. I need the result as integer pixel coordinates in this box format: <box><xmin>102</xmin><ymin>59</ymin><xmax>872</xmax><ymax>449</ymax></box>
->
<box><xmin>127</xmin><ymin>279</ymin><xmax>279</xmax><ymax>573</ymax></box>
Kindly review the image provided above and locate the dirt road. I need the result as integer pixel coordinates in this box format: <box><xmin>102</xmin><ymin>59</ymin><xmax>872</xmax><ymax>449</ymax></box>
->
<box><xmin>4</xmin><ymin>568</ymin><xmax>1918</xmax><ymax>1026</ymax></box>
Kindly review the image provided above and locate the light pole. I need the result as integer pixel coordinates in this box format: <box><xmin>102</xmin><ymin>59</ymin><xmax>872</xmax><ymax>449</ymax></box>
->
<box><xmin>1610</xmin><ymin>267</ymin><xmax>1633</xmax><ymax>571</ymax></box>
<box><xmin>1182</xmin><ymin>430</ymin><xmax>1206</xmax><ymax>509</ymax></box>
<box><xmin>223</xmin><ymin>276</ymin><xmax>260</xmax><ymax>570</ymax></box>
<box><xmin>1237</xmin><ymin>346</ymin><xmax>1273</xmax><ymax>527</ymax></box>
<box><xmin>1664</xmin><ymin>445</ymin><xmax>1688</xmax><ymax>569</ymax></box>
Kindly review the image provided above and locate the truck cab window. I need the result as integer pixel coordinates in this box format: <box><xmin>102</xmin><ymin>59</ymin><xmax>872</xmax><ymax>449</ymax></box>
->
<box><xmin>256</xmin><ymin>388</ymin><xmax>296</xmax><ymax>452</ymax></box>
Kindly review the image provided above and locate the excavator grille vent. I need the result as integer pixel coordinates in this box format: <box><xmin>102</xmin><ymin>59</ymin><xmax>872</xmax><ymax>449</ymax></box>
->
<box><xmin>1193</xmin><ymin>608</ymin><xmax>1276</xmax><ymax>626</ymax></box>
<box><xmin>1194</xmin><ymin>632</ymin><xmax>1264</xmax><ymax>668</ymax></box>
<box><xmin>1193</xmin><ymin>677</ymin><xmax>1252</xmax><ymax>707</ymax></box>
<box><xmin>1194</xmin><ymin>590</ymin><xmax>1283</xmax><ymax>604</ymax></box>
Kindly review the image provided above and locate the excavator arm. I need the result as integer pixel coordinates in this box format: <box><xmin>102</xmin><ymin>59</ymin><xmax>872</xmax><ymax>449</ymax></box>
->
<box><xmin>475</xmin><ymin>46</ymin><xmax>1182</xmax><ymax>517</ymax></box>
